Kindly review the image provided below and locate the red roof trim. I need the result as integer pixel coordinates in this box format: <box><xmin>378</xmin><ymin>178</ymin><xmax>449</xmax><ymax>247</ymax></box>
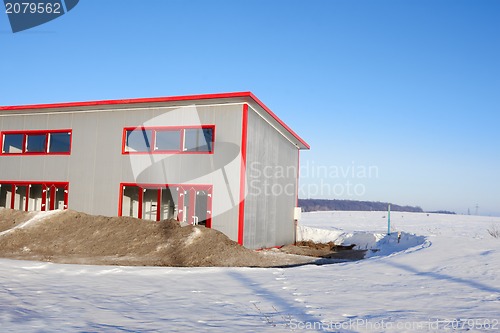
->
<box><xmin>246</xmin><ymin>92</ymin><xmax>310</xmax><ymax>149</ymax></box>
<box><xmin>0</xmin><ymin>91</ymin><xmax>310</xmax><ymax>149</ymax></box>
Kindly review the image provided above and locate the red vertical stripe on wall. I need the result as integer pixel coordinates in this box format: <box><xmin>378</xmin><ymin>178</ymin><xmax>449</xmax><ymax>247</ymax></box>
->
<box><xmin>237</xmin><ymin>104</ymin><xmax>249</xmax><ymax>246</ymax></box>
<box><xmin>118</xmin><ymin>185</ymin><xmax>124</xmax><ymax>216</ymax></box>
<box><xmin>156</xmin><ymin>189</ymin><xmax>161</xmax><ymax>221</ymax></box>
<box><xmin>138</xmin><ymin>187</ymin><xmax>144</xmax><ymax>219</ymax></box>
<box><xmin>206</xmin><ymin>186</ymin><xmax>213</xmax><ymax>228</ymax></box>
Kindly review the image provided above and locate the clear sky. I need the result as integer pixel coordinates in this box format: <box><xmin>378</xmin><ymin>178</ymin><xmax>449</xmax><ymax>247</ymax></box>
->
<box><xmin>1</xmin><ymin>0</ymin><xmax>499</xmax><ymax>215</ymax></box>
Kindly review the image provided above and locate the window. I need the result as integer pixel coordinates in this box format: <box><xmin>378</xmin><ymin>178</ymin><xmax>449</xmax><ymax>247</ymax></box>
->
<box><xmin>0</xmin><ymin>181</ymin><xmax>69</xmax><ymax>212</ymax></box>
<box><xmin>125</xmin><ymin>128</ymin><xmax>152</xmax><ymax>152</ymax></box>
<box><xmin>123</xmin><ymin>126</ymin><xmax>214</xmax><ymax>154</ymax></box>
<box><xmin>1</xmin><ymin>130</ymin><xmax>72</xmax><ymax>155</ymax></box>
<box><xmin>2</xmin><ymin>134</ymin><xmax>23</xmax><ymax>153</ymax></box>
<box><xmin>184</xmin><ymin>128</ymin><xmax>213</xmax><ymax>152</ymax></box>
<box><xmin>155</xmin><ymin>129</ymin><xmax>181</xmax><ymax>151</ymax></box>
<box><xmin>26</xmin><ymin>134</ymin><xmax>46</xmax><ymax>153</ymax></box>
<box><xmin>48</xmin><ymin>132</ymin><xmax>71</xmax><ymax>153</ymax></box>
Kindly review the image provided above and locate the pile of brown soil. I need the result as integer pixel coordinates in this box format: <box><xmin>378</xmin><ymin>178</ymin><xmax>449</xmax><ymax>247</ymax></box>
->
<box><xmin>0</xmin><ymin>209</ymin><xmax>314</xmax><ymax>267</ymax></box>
<box><xmin>0</xmin><ymin>208</ymin><xmax>36</xmax><ymax>233</ymax></box>
<box><xmin>281</xmin><ymin>241</ymin><xmax>366</xmax><ymax>261</ymax></box>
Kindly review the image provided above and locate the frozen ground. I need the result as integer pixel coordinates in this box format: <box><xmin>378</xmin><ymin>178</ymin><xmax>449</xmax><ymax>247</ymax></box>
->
<box><xmin>1</xmin><ymin>211</ymin><xmax>500</xmax><ymax>332</ymax></box>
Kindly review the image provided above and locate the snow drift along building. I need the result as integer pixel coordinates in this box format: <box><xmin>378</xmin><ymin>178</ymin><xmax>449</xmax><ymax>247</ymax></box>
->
<box><xmin>0</xmin><ymin>92</ymin><xmax>309</xmax><ymax>249</ymax></box>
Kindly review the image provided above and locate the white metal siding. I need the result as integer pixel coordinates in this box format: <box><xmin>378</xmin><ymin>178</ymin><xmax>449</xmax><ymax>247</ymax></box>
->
<box><xmin>0</xmin><ymin>104</ymin><xmax>243</xmax><ymax>242</ymax></box>
<box><xmin>243</xmin><ymin>107</ymin><xmax>299</xmax><ymax>249</ymax></box>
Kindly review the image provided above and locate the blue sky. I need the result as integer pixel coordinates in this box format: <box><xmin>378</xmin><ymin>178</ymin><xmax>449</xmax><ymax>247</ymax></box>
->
<box><xmin>1</xmin><ymin>0</ymin><xmax>499</xmax><ymax>215</ymax></box>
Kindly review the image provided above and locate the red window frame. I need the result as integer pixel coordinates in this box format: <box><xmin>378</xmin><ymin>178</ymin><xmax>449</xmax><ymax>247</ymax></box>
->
<box><xmin>0</xmin><ymin>181</ymin><xmax>69</xmax><ymax>211</ymax></box>
<box><xmin>122</xmin><ymin>125</ymin><xmax>215</xmax><ymax>155</ymax></box>
<box><xmin>0</xmin><ymin>129</ymin><xmax>72</xmax><ymax>155</ymax></box>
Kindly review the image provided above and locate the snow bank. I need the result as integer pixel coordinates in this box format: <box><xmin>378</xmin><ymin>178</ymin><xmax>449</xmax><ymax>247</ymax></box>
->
<box><xmin>1</xmin><ymin>211</ymin><xmax>499</xmax><ymax>332</ymax></box>
<box><xmin>297</xmin><ymin>217</ymin><xmax>428</xmax><ymax>258</ymax></box>
<box><xmin>296</xmin><ymin>225</ymin><xmax>344</xmax><ymax>243</ymax></box>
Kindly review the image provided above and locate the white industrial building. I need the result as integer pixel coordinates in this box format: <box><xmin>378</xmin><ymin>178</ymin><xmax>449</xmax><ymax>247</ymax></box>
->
<box><xmin>0</xmin><ymin>92</ymin><xmax>309</xmax><ymax>249</ymax></box>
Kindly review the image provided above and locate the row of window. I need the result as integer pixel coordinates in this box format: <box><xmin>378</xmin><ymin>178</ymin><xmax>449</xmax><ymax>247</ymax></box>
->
<box><xmin>123</xmin><ymin>126</ymin><xmax>214</xmax><ymax>154</ymax></box>
<box><xmin>1</xmin><ymin>130</ymin><xmax>72</xmax><ymax>155</ymax></box>
<box><xmin>0</xmin><ymin>181</ymin><xmax>212</xmax><ymax>228</ymax></box>
<box><xmin>0</xmin><ymin>126</ymin><xmax>215</xmax><ymax>155</ymax></box>
<box><xmin>0</xmin><ymin>182</ymin><xmax>69</xmax><ymax>211</ymax></box>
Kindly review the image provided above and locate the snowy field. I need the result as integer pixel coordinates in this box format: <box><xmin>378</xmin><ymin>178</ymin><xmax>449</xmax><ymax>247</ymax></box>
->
<box><xmin>1</xmin><ymin>211</ymin><xmax>500</xmax><ymax>332</ymax></box>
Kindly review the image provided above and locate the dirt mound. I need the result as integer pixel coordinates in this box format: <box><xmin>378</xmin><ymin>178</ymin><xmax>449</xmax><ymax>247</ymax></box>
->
<box><xmin>0</xmin><ymin>208</ymin><xmax>35</xmax><ymax>233</ymax></box>
<box><xmin>0</xmin><ymin>209</ymin><xmax>313</xmax><ymax>267</ymax></box>
<box><xmin>281</xmin><ymin>241</ymin><xmax>366</xmax><ymax>261</ymax></box>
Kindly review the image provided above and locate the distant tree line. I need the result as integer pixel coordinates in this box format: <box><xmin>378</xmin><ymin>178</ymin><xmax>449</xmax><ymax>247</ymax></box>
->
<box><xmin>426</xmin><ymin>210</ymin><xmax>456</xmax><ymax>215</ymax></box>
<box><xmin>298</xmin><ymin>199</ymin><xmax>424</xmax><ymax>213</ymax></box>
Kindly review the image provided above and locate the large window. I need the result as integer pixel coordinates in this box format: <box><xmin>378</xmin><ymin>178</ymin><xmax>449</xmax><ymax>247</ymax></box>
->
<box><xmin>123</xmin><ymin>126</ymin><xmax>215</xmax><ymax>154</ymax></box>
<box><xmin>1</xmin><ymin>130</ymin><xmax>72</xmax><ymax>155</ymax></box>
<box><xmin>119</xmin><ymin>183</ymin><xmax>212</xmax><ymax>227</ymax></box>
<box><xmin>0</xmin><ymin>181</ymin><xmax>69</xmax><ymax>212</ymax></box>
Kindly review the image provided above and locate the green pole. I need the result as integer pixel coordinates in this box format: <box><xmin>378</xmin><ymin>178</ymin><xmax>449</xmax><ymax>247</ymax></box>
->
<box><xmin>387</xmin><ymin>204</ymin><xmax>391</xmax><ymax>235</ymax></box>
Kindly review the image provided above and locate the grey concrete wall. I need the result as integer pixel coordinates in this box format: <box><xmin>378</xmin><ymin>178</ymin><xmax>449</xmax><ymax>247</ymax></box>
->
<box><xmin>243</xmin><ymin>106</ymin><xmax>299</xmax><ymax>249</ymax></box>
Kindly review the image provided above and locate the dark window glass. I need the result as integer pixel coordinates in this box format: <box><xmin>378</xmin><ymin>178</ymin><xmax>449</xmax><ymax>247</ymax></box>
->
<box><xmin>155</xmin><ymin>130</ymin><xmax>181</xmax><ymax>151</ymax></box>
<box><xmin>2</xmin><ymin>134</ymin><xmax>24</xmax><ymax>153</ymax></box>
<box><xmin>126</xmin><ymin>129</ymin><xmax>152</xmax><ymax>152</ymax></box>
<box><xmin>26</xmin><ymin>134</ymin><xmax>46</xmax><ymax>153</ymax></box>
<box><xmin>184</xmin><ymin>128</ymin><xmax>213</xmax><ymax>152</ymax></box>
<box><xmin>48</xmin><ymin>132</ymin><xmax>71</xmax><ymax>153</ymax></box>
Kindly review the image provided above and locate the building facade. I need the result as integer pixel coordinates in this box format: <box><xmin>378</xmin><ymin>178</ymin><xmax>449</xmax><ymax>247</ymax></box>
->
<box><xmin>0</xmin><ymin>92</ymin><xmax>309</xmax><ymax>249</ymax></box>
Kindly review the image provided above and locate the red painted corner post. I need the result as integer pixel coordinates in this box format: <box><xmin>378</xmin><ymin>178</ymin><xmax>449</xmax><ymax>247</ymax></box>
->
<box><xmin>237</xmin><ymin>104</ymin><xmax>249</xmax><ymax>245</ymax></box>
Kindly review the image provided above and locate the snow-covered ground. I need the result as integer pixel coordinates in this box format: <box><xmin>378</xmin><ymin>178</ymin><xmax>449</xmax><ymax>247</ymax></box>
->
<box><xmin>1</xmin><ymin>211</ymin><xmax>500</xmax><ymax>332</ymax></box>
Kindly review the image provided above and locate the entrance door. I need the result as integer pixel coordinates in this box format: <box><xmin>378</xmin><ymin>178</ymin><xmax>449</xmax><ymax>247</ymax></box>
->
<box><xmin>142</xmin><ymin>188</ymin><xmax>159</xmax><ymax>221</ymax></box>
<box><xmin>182</xmin><ymin>186</ymin><xmax>212</xmax><ymax>227</ymax></box>
<box><xmin>160</xmin><ymin>186</ymin><xmax>178</xmax><ymax>221</ymax></box>
<box><xmin>42</xmin><ymin>184</ymin><xmax>69</xmax><ymax>211</ymax></box>
<box><xmin>14</xmin><ymin>185</ymin><xmax>28</xmax><ymax>211</ymax></box>
<box><xmin>28</xmin><ymin>184</ymin><xmax>43</xmax><ymax>211</ymax></box>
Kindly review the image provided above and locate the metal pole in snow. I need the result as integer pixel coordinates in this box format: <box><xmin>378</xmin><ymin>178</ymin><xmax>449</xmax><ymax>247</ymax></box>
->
<box><xmin>387</xmin><ymin>204</ymin><xmax>391</xmax><ymax>235</ymax></box>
